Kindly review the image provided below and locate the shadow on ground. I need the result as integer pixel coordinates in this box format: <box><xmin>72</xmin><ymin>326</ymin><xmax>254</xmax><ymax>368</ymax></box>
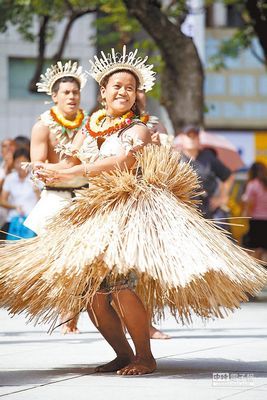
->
<box><xmin>0</xmin><ymin>365</ymin><xmax>96</xmax><ymax>387</ymax></box>
<box><xmin>1</xmin><ymin>358</ymin><xmax>266</xmax><ymax>386</ymax></box>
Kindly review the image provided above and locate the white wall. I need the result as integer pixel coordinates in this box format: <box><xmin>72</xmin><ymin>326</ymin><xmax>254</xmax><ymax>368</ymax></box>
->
<box><xmin>0</xmin><ymin>14</ymin><xmax>96</xmax><ymax>141</ymax></box>
<box><xmin>212</xmin><ymin>2</ymin><xmax>227</xmax><ymax>27</ymax></box>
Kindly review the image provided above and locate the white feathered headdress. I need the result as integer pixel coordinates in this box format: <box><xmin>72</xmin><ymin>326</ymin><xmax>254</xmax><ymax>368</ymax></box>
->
<box><xmin>37</xmin><ymin>61</ymin><xmax>87</xmax><ymax>95</ymax></box>
<box><xmin>87</xmin><ymin>45</ymin><xmax>156</xmax><ymax>92</ymax></box>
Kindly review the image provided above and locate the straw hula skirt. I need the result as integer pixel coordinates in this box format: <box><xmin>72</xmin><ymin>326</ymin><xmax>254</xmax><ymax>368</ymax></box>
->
<box><xmin>0</xmin><ymin>145</ymin><xmax>266</xmax><ymax>329</ymax></box>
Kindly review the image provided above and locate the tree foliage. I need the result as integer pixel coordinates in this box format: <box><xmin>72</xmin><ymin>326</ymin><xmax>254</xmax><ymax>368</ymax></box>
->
<box><xmin>122</xmin><ymin>0</ymin><xmax>204</xmax><ymax>130</ymax></box>
<box><xmin>0</xmin><ymin>1</ymin><xmax>99</xmax><ymax>90</ymax></box>
<box><xmin>0</xmin><ymin>1</ymin><xmax>97</xmax><ymax>38</ymax></box>
<box><xmin>209</xmin><ymin>0</ymin><xmax>267</xmax><ymax>69</ymax></box>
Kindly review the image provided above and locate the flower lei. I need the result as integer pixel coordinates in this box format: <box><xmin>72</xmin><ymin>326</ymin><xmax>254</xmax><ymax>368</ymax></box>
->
<box><xmin>85</xmin><ymin>109</ymin><xmax>149</xmax><ymax>138</ymax></box>
<box><xmin>50</xmin><ymin>106</ymin><xmax>85</xmax><ymax>130</ymax></box>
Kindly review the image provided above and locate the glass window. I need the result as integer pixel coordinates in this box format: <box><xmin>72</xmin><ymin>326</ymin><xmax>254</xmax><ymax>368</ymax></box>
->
<box><xmin>9</xmin><ymin>57</ymin><xmax>47</xmax><ymax>99</ymax></box>
<box><xmin>8</xmin><ymin>57</ymin><xmax>73</xmax><ymax>99</ymax></box>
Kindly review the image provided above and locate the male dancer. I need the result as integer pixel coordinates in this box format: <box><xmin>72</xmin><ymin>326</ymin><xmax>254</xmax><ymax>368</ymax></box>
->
<box><xmin>25</xmin><ymin>61</ymin><xmax>88</xmax><ymax>333</ymax></box>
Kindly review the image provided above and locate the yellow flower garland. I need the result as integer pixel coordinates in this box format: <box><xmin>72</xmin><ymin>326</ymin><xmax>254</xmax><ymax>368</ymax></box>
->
<box><xmin>50</xmin><ymin>106</ymin><xmax>84</xmax><ymax>130</ymax></box>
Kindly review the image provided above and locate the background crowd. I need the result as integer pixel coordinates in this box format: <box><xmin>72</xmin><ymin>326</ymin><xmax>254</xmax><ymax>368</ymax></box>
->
<box><xmin>0</xmin><ymin>136</ymin><xmax>40</xmax><ymax>241</ymax></box>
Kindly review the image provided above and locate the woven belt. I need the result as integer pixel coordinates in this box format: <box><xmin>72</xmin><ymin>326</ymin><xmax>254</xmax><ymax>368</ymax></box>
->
<box><xmin>44</xmin><ymin>184</ymin><xmax>89</xmax><ymax>192</ymax></box>
<box><xmin>44</xmin><ymin>184</ymin><xmax>89</xmax><ymax>198</ymax></box>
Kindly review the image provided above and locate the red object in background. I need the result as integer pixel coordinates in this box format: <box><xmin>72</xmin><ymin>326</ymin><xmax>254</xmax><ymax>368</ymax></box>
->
<box><xmin>174</xmin><ymin>131</ymin><xmax>245</xmax><ymax>172</ymax></box>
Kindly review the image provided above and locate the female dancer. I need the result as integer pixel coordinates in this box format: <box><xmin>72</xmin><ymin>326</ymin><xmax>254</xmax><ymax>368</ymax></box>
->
<box><xmin>1</xmin><ymin>47</ymin><xmax>157</xmax><ymax>376</ymax></box>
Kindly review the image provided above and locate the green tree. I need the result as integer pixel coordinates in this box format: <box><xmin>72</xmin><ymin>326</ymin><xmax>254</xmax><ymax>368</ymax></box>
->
<box><xmin>0</xmin><ymin>0</ymin><xmax>98</xmax><ymax>91</ymax></box>
<box><xmin>123</xmin><ymin>0</ymin><xmax>204</xmax><ymax>131</ymax></box>
<box><xmin>246</xmin><ymin>0</ymin><xmax>267</xmax><ymax>64</ymax></box>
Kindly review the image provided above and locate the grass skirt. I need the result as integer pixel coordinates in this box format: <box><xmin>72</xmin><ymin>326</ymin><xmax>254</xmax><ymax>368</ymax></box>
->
<box><xmin>0</xmin><ymin>145</ymin><xmax>266</xmax><ymax>328</ymax></box>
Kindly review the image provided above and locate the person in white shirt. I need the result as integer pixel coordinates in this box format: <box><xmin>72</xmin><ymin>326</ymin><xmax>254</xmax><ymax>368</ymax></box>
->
<box><xmin>0</xmin><ymin>139</ymin><xmax>16</xmax><ymax>189</ymax></box>
<box><xmin>0</xmin><ymin>139</ymin><xmax>16</xmax><ymax>232</ymax></box>
<box><xmin>0</xmin><ymin>148</ymin><xmax>40</xmax><ymax>239</ymax></box>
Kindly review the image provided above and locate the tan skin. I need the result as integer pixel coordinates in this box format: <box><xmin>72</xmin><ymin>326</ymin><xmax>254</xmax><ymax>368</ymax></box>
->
<box><xmin>37</xmin><ymin>71</ymin><xmax>157</xmax><ymax>375</ymax></box>
<box><xmin>31</xmin><ymin>81</ymin><xmax>81</xmax><ymax>165</ymax></box>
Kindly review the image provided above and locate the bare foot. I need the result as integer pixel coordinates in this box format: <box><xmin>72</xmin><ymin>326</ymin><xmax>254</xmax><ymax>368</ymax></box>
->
<box><xmin>150</xmin><ymin>325</ymin><xmax>171</xmax><ymax>340</ymax></box>
<box><xmin>117</xmin><ymin>356</ymin><xmax>157</xmax><ymax>375</ymax></box>
<box><xmin>61</xmin><ymin>324</ymin><xmax>80</xmax><ymax>335</ymax></box>
<box><xmin>95</xmin><ymin>355</ymin><xmax>133</xmax><ymax>373</ymax></box>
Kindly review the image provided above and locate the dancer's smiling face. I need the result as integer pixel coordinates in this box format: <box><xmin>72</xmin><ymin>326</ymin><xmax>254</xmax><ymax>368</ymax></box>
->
<box><xmin>100</xmin><ymin>71</ymin><xmax>138</xmax><ymax>117</ymax></box>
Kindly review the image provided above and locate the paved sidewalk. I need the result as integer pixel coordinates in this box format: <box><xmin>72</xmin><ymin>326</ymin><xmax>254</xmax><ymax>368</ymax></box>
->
<box><xmin>0</xmin><ymin>301</ymin><xmax>267</xmax><ymax>400</ymax></box>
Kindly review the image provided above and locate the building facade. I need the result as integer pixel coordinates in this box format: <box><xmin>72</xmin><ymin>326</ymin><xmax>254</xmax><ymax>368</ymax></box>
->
<box><xmin>205</xmin><ymin>2</ymin><xmax>267</xmax><ymax>167</ymax></box>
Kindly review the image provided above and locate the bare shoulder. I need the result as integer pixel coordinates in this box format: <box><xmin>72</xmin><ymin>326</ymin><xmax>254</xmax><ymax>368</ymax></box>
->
<box><xmin>31</xmin><ymin>119</ymin><xmax>50</xmax><ymax>140</ymax></box>
<box><xmin>127</xmin><ymin>123</ymin><xmax>151</xmax><ymax>144</ymax></box>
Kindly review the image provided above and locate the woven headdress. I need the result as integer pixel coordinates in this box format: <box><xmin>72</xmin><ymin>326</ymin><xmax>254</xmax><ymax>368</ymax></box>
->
<box><xmin>37</xmin><ymin>61</ymin><xmax>87</xmax><ymax>95</ymax></box>
<box><xmin>87</xmin><ymin>45</ymin><xmax>156</xmax><ymax>92</ymax></box>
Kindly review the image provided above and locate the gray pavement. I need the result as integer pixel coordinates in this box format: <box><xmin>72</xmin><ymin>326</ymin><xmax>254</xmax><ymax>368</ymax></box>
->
<box><xmin>0</xmin><ymin>300</ymin><xmax>267</xmax><ymax>400</ymax></box>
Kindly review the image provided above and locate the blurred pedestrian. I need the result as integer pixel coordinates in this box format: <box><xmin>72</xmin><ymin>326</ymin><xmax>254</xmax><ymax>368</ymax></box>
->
<box><xmin>0</xmin><ymin>139</ymin><xmax>16</xmax><ymax>238</ymax></box>
<box><xmin>177</xmin><ymin>126</ymin><xmax>233</xmax><ymax>221</ymax></box>
<box><xmin>0</xmin><ymin>139</ymin><xmax>16</xmax><ymax>190</ymax></box>
<box><xmin>242</xmin><ymin>162</ymin><xmax>267</xmax><ymax>261</ymax></box>
<box><xmin>0</xmin><ymin>148</ymin><xmax>39</xmax><ymax>240</ymax></box>
<box><xmin>14</xmin><ymin>136</ymin><xmax>31</xmax><ymax>151</ymax></box>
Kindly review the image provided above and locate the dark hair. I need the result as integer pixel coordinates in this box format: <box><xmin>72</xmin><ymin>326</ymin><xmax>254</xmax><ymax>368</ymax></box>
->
<box><xmin>181</xmin><ymin>125</ymin><xmax>200</xmax><ymax>135</ymax></box>
<box><xmin>51</xmin><ymin>76</ymin><xmax>80</xmax><ymax>94</ymax></box>
<box><xmin>14</xmin><ymin>136</ymin><xmax>30</xmax><ymax>150</ymax></box>
<box><xmin>249</xmin><ymin>162</ymin><xmax>267</xmax><ymax>188</ymax></box>
<box><xmin>13</xmin><ymin>148</ymin><xmax>30</xmax><ymax>162</ymax></box>
<box><xmin>100</xmin><ymin>69</ymin><xmax>140</xmax><ymax>89</ymax></box>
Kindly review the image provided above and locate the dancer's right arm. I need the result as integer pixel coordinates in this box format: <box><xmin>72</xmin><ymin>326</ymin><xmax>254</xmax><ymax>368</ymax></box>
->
<box><xmin>30</xmin><ymin>121</ymin><xmax>49</xmax><ymax>164</ymax></box>
<box><xmin>31</xmin><ymin>123</ymin><xmax>84</xmax><ymax>171</ymax></box>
